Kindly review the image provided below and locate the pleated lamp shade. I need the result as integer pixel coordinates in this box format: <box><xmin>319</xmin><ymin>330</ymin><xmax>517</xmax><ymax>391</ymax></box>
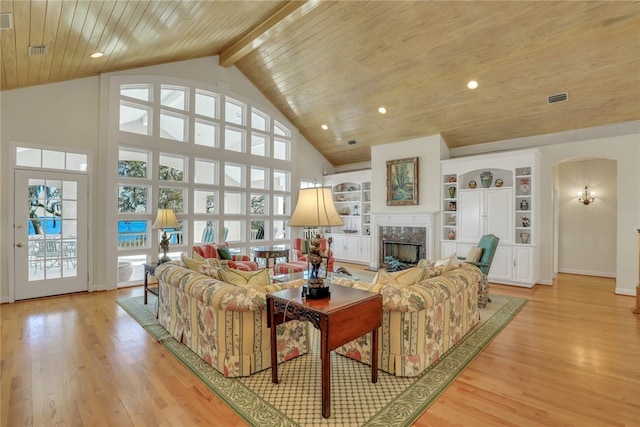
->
<box><xmin>152</xmin><ymin>208</ymin><xmax>181</xmax><ymax>230</ymax></box>
<box><xmin>288</xmin><ymin>187</ymin><xmax>344</xmax><ymax>227</ymax></box>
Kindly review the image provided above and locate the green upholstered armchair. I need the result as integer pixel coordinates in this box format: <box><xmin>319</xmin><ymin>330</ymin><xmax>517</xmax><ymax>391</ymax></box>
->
<box><xmin>459</xmin><ymin>234</ymin><xmax>500</xmax><ymax>307</ymax></box>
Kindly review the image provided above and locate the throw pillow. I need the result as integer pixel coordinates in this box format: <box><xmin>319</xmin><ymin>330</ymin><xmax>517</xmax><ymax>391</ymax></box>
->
<box><xmin>217</xmin><ymin>245</ymin><xmax>232</xmax><ymax>260</ymax></box>
<box><xmin>417</xmin><ymin>259</ymin><xmax>434</xmax><ymax>269</ymax></box>
<box><xmin>182</xmin><ymin>252</ymin><xmax>207</xmax><ymax>271</ymax></box>
<box><xmin>207</xmin><ymin>257</ymin><xmax>221</xmax><ymax>268</ymax></box>
<box><xmin>434</xmin><ymin>253</ymin><xmax>460</xmax><ymax>273</ymax></box>
<box><xmin>465</xmin><ymin>246</ymin><xmax>483</xmax><ymax>263</ymax></box>
<box><xmin>370</xmin><ymin>269</ymin><xmax>398</xmax><ymax>293</ymax></box>
<box><xmin>199</xmin><ymin>264</ymin><xmax>224</xmax><ymax>280</ymax></box>
<box><xmin>219</xmin><ymin>268</ymin><xmax>270</xmax><ymax>287</ymax></box>
<box><xmin>390</xmin><ymin>267</ymin><xmax>424</xmax><ymax>286</ymax></box>
<box><xmin>417</xmin><ymin>259</ymin><xmax>440</xmax><ymax>278</ymax></box>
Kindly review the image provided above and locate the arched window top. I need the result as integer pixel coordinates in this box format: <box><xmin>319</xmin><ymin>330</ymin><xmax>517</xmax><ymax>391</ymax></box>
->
<box><xmin>118</xmin><ymin>80</ymin><xmax>292</xmax><ymax>159</ymax></box>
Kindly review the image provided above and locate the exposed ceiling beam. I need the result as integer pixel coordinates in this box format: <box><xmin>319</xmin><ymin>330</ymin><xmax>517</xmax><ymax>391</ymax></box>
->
<box><xmin>219</xmin><ymin>0</ymin><xmax>322</xmax><ymax>67</ymax></box>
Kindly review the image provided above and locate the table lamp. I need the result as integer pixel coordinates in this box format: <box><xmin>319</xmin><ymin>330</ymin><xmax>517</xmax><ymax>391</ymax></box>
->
<box><xmin>152</xmin><ymin>208</ymin><xmax>181</xmax><ymax>263</ymax></box>
<box><xmin>288</xmin><ymin>186</ymin><xmax>344</xmax><ymax>298</ymax></box>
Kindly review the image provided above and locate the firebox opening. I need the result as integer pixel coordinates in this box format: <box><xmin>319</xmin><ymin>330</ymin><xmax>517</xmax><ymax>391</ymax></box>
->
<box><xmin>381</xmin><ymin>241</ymin><xmax>423</xmax><ymax>270</ymax></box>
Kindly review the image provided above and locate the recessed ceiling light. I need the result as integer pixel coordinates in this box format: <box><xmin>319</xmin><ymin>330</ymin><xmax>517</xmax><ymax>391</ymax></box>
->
<box><xmin>378</xmin><ymin>107</ymin><xmax>387</xmax><ymax>114</ymax></box>
<box><xmin>321</xmin><ymin>124</ymin><xmax>328</xmax><ymax>130</ymax></box>
<box><xmin>91</xmin><ymin>52</ymin><xmax>104</xmax><ymax>58</ymax></box>
<box><xmin>467</xmin><ymin>80</ymin><xmax>478</xmax><ymax>89</ymax></box>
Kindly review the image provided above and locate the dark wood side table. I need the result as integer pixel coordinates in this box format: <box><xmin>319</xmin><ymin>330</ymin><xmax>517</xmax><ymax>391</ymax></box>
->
<box><xmin>252</xmin><ymin>246</ymin><xmax>289</xmax><ymax>270</ymax></box>
<box><xmin>267</xmin><ymin>285</ymin><xmax>382</xmax><ymax>418</ymax></box>
<box><xmin>144</xmin><ymin>263</ymin><xmax>158</xmax><ymax>305</ymax></box>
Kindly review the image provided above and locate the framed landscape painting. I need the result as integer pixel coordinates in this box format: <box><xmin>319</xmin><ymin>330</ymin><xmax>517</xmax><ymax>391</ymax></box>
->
<box><xmin>386</xmin><ymin>157</ymin><xmax>418</xmax><ymax>205</ymax></box>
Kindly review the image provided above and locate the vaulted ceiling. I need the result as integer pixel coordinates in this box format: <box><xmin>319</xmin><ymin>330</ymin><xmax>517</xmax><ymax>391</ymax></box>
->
<box><xmin>2</xmin><ymin>1</ymin><xmax>639</xmax><ymax>166</ymax></box>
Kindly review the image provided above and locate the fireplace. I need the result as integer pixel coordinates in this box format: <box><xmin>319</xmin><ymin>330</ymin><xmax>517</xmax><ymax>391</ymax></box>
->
<box><xmin>382</xmin><ymin>241</ymin><xmax>424</xmax><ymax>266</ymax></box>
<box><xmin>371</xmin><ymin>213</ymin><xmax>435</xmax><ymax>270</ymax></box>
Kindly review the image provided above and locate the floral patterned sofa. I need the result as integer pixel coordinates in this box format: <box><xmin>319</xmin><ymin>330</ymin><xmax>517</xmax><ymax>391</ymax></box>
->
<box><xmin>331</xmin><ymin>260</ymin><xmax>483</xmax><ymax>377</ymax></box>
<box><xmin>154</xmin><ymin>261</ymin><xmax>308</xmax><ymax>377</ymax></box>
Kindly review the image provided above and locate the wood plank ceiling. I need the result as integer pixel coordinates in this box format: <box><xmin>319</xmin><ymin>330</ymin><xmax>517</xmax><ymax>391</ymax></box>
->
<box><xmin>1</xmin><ymin>1</ymin><xmax>639</xmax><ymax>166</ymax></box>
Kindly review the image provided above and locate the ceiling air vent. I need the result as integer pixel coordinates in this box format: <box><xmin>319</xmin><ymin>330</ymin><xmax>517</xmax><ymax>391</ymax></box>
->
<box><xmin>28</xmin><ymin>45</ymin><xmax>49</xmax><ymax>56</ymax></box>
<box><xmin>347</xmin><ymin>139</ymin><xmax>357</xmax><ymax>145</ymax></box>
<box><xmin>0</xmin><ymin>13</ymin><xmax>12</xmax><ymax>30</ymax></box>
<box><xmin>547</xmin><ymin>92</ymin><xmax>569</xmax><ymax>104</ymax></box>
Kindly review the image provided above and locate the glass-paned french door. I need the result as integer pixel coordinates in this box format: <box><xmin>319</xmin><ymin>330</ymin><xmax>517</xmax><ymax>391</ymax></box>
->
<box><xmin>14</xmin><ymin>170</ymin><xmax>88</xmax><ymax>300</ymax></box>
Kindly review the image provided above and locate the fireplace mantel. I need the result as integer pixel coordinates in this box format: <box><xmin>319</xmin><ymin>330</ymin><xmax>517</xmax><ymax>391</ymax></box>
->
<box><xmin>370</xmin><ymin>212</ymin><xmax>436</xmax><ymax>269</ymax></box>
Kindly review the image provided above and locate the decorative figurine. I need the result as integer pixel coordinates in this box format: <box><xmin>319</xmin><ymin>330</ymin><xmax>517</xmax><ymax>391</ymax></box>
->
<box><xmin>308</xmin><ymin>234</ymin><xmax>325</xmax><ymax>282</ymax></box>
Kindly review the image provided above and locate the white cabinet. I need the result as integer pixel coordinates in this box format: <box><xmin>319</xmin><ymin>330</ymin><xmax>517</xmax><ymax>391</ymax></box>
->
<box><xmin>330</xmin><ymin>234</ymin><xmax>370</xmax><ymax>264</ymax></box>
<box><xmin>513</xmin><ymin>246</ymin><xmax>534</xmax><ymax>283</ymax></box>
<box><xmin>458</xmin><ymin>188</ymin><xmax>513</xmax><ymax>243</ymax></box>
<box><xmin>323</xmin><ymin>170</ymin><xmax>372</xmax><ymax>265</ymax></box>
<box><xmin>440</xmin><ymin>149</ymin><xmax>540</xmax><ymax>287</ymax></box>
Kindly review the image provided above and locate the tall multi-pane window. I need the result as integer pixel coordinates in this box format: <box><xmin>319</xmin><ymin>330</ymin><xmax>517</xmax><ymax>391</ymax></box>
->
<box><xmin>115</xmin><ymin>80</ymin><xmax>294</xmax><ymax>283</ymax></box>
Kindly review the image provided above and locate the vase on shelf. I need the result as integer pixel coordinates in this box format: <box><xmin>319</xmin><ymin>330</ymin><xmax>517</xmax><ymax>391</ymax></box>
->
<box><xmin>520</xmin><ymin>199</ymin><xmax>529</xmax><ymax>210</ymax></box>
<box><xmin>520</xmin><ymin>233</ymin><xmax>530</xmax><ymax>244</ymax></box>
<box><xmin>448</xmin><ymin>229</ymin><xmax>456</xmax><ymax>240</ymax></box>
<box><xmin>480</xmin><ymin>171</ymin><xmax>493</xmax><ymax>188</ymax></box>
<box><xmin>520</xmin><ymin>178</ymin><xmax>531</xmax><ymax>195</ymax></box>
<box><xmin>448</xmin><ymin>186</ymin><xmax>456</xmax><ymax>198</ymax></box>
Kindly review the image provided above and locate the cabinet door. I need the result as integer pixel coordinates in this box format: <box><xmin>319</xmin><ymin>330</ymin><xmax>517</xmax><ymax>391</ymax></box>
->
<box><xmin>488</xmin><ymin>246</ymin><xmax>512</xmax><ymax>282</ymax></box>
<box><xmin>359</xmin><ymin>237</ymin><xmax>371</xmax><ymax>263</ymax></box>
<box><xmin>486</xmin><ymin>188</ymin><xmax>514</xmax><ymax>243</ymax></box>
<box><xmin>458</xmin><ymin>190</ymin><xmax>483</xmax><ymax>242</ymax></box>
<box><xmin>345</xmin><ymin>236</ymin><xmax>360</xmax><ymax>261</ymax></box>
<box><xmin>330</xmin><ymin>235</ymin><xmax>346</xmax><ymax>259</ymax></box>
<box><xmin>513</xmin><ymin>246</ymin><xmax>533</xmax><ymax>283</ymax></box>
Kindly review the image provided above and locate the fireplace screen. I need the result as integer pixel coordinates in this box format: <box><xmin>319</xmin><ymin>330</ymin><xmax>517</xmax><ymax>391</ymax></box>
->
<box><xmin>382</xmin><ymin>241</ymin><xmax>423</xmax><ymax>266</ymax></box>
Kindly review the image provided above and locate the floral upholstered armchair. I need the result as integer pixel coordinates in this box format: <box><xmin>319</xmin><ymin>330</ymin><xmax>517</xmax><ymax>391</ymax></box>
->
<box><xmin>192</xmin><ymin>242</ymin><xmax>259</xmax><ymax>271</ymax></box>
<box><xmin>292</xmin><ymin>237</ymin><xmax>335</xmax><ymax>272</ymax></box>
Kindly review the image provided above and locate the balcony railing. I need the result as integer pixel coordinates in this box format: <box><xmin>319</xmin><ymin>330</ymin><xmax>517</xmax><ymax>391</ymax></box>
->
<box><xmin>117</xmin><ymin>230</ymin><xmax>183</xmax><ymax>248</ymax></box>
<box><xmin>117</xmin><ymin>232</ymin><xmax>148</xmax><ymax>248</ymax></box>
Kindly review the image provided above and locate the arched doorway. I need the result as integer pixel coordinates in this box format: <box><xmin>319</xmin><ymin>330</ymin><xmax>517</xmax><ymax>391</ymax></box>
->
<box><xmin>553</xmin><ymin>157</ymin><xmax>617</xmax><ymax>279</ymax></box>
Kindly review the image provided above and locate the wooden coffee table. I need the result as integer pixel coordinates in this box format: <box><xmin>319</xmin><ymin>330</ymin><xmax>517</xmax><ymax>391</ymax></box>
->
<box><xmin>267</xmin><ymin>285</ymin><xmax>382</xmax><ymax>418</ymax></box>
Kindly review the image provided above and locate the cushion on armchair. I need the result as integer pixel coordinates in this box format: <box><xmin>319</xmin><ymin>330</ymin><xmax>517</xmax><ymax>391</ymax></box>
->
<box><xmin>465</xmin><ymin>246</ymin><xmax>483</xmax><ymax>263</ymax></box>
<box><xmin>217</xmin><ymin>245</ymin><xmax>232</xmax><ymax>260</ymax></box>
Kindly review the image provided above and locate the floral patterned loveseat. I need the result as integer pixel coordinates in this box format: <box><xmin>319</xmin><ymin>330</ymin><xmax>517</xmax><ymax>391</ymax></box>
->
<box><xmin>154</xmin><ymin>261</ymin><xmax>308</xmax><ymax>377</ymax></box>
<box><xmin>332</xmin><ymin>261</ymin><xmax>483</xmax><ymax>377</ymax></box>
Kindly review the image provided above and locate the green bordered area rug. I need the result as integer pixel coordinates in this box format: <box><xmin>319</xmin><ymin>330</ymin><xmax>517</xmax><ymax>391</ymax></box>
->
<box><xmin>117</xmin><ymin>294</ymin><xmax>526</xmax><ymax>427</ymax></box>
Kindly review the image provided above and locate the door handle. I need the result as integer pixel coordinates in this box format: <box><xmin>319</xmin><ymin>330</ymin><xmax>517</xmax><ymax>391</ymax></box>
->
<box><xmin>16</xmin><ymin>243</ymin><xmax>24</xmax><ymax>247</ymax></box>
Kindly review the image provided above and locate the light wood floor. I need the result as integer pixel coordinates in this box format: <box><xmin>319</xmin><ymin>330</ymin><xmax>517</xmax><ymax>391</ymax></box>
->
<box><xmin>2</xmin><ymin>267</ymin><xmax>638</xmax><ymax>426</ymax></box>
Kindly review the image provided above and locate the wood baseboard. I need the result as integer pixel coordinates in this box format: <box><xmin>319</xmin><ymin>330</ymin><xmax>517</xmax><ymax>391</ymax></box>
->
<box><xmin>633</xmin><ymin>286</ymin><xmax>640</xmax><ymax>315</ymax></box>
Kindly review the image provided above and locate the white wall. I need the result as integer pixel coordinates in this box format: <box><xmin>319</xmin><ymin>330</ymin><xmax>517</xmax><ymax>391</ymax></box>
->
<box><xmin>370</xmin><ymin>134</ymin><xmax>444</xmax><ymax>215</ymax></box>
<box><xmin>557</xmin><ymin>159</ymin><xmax>617</xmax><ymax>277</ymax></box>
<box><xmin>1</xmin><ymin>77</ymin><xmax>101</xmax><ymax>301</ymax></box>
<box><xmin>0</xmin><ymin>56</ymin><xmax>333</xmax><ymax>301</ymax></box>
<box><xmin>538</xmin><ymin>135</ymin><xmax>639</xmax><ymax>295</ymax></box>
